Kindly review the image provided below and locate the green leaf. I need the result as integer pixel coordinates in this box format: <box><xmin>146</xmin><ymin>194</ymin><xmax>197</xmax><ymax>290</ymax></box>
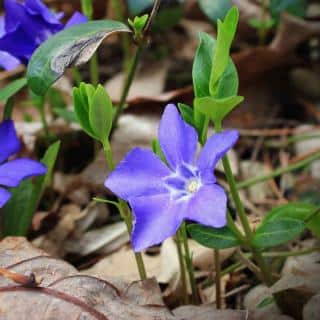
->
<box><xmin>128</xmin><ymin>14</ymin><xmax>149</xmax><ymax>34</ymax></box>
<box><xmin>3</xmin><ymin>141</ymin><xmax>60</xmax><ymax>236</ymax></box>
<box><xmin>89</xmin><ymin>84</ymin><xmax>113</xmax><ymax>143</ymax></box>
<box><xmin>151</xmin><ymin>139</ymin><xmax>166</xmax><ymax>163</ymax></box>
<box><xmin>188</xmin><ymin>224</ymin><xmax>240</xmax><ymax>249</ymax></box>
<box><xmin>127</xmin><ymin>0</ymin><xmax>154</xmax><ymax>15</ymax></box>
<box><xmin>270</xmin><ymin>0</ymin><xmax>306</xmax><ymax>20</ymax></box>
<box><xmin>3</xmin><ymin>180</ymin><xmax>33</xmax><ymax>236</ymax></box>
<box><xmin>19</xmin><ymin>141</ymin><xmax>61</xmax><ymax>236</ymax></box>
<box><xmin>177</xmin><ymin>103</ymin><xmax>195</xmax><ymax>127</ymax></box>
<box><xmin>195</xmin><ymin>95</ymin><xmax>243</xmax><ymax>124</ymax></box>
<box><xmin>248</xmin><ymin>18</ymin><xmax>275</xmax><ymax>30</ymax></box>
<box><xmin>262</xmin><ymin>202</ymin><xmax>320</xmax><ymax>238</ymax></box>
<box><xmin>192</xmin><ymin>32</ymin><xmax>239</xmax><ymax>130</ymax></box>
<box><xmin>153</xmin><ymin>6</ymin><xmax>183</xmax><ymax>31</ymax></box>
<box><xmin>253</xmin><ymin>217</ymin><xmax>305</xmax><ymax>250</ymax></box>
<box><xmin>210</xmin><ymin>6</ymin><xmax>239</xmax><ymax>95</ymax></box>
<box><xmin>81</xmin><ymin>0</ymin><xmax>93</xmax><ymax>19</ymax></box>
<box><xmin>27</xmin><ymin>20</ymin><xmax>130</xmax><ymax>95</ymax></box>
<box><xmin>73</xmin><ymin>84</ymin><xmax>97</xmax><ymax>139</ymax></box>
<box><xmin>53</xmin><ymin>108</ymin><xmax>78</xmax><ymax>123</ymax></box>
<box><xmin>0</xmin><ymin>77</ymin><xmax>27</xmax><ymax>102</ymax></box>
<box><xmin>192</xmin><ymin>32</ymin><xmax>239</xmax><ymax>99</ymax></box>
<box><xmin>198</xmin><ymin>0</ymin><xmax>231</xmax><ymax>23</ymax></box>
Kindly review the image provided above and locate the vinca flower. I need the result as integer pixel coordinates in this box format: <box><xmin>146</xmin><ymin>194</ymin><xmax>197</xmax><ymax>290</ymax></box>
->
<box><xmin>0</xmin><ymin>120</ymin><xmax>47</xmax><ymax>208</ymax></box>
<box><xmin>105</xmin><ymin>104</ymin><xmax>239</xmax><ymax>252</ymax></box>
<box><xmin>0</xmin><ymin>0</ymin><xmax>87</xmax><ymax>70</ymax></box>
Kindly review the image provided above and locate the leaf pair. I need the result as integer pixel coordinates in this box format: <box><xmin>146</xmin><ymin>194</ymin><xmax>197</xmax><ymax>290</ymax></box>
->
<box><xmin>188</xmin><ymin>203</ymin><xmax>318</xmax><ymax>251</ymax></box>
<box><xmin>73</xmin><ymin>83</ymin><xmax>113</xmax><ymax>145</ymax></box>
<box><xmin>191</xmin><ymin>7</ymin><xmax>242</xmax><ymax>130</ymax></box>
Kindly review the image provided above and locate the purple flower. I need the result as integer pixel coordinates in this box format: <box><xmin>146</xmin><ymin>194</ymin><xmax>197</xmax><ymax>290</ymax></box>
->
<box><xmin>0</xmin><ymin>120</ymin><xmax>47</xmax><ymax>208</ymax></box>
<box><xmin>0</xmin><ymin>0</ymin><xmax>87</xmax><ymax>70</ymax></box>
<box><xmin>105</xmin><ymin>104</ymin><xmax>239</xmax><ymax>252</ymax></box>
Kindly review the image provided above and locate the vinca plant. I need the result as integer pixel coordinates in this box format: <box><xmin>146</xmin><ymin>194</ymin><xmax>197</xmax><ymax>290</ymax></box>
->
<box><xmin>0</xmin><ymin>0</ymin><xmax>319</xmax><ymax>315</ymax></box>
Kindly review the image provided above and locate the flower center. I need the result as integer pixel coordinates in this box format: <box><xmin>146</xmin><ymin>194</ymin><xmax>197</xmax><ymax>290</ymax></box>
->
<box><xmin>186</xmin><ymin>179</ymin><xmax>201</xmax><ymax>194</ymax></box>
<box><xmin>163</xmin><ymin>163</ymin><xmax>202</xmax><ymax>200</ymax></box>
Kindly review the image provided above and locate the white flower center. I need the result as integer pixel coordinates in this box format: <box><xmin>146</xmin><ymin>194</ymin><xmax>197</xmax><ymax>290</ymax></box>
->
<box><xmin>186</xmin><ymin>179</ymin><xmax>201</xmax><ymax>194</ymax></box>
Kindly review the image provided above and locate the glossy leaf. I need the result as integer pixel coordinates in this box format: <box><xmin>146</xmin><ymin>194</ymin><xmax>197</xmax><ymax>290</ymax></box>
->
<box><xmin>0</xmin><ymin>78</ymin><xmax>27</xmax><ymax>102</ymax></box>
<box><xmin>192</xmin><ymin>32</ymin><xmax>239</xmax><ymax>99</ymax></box>
<box><xmin>27</xmin><ymin>20</ymin><xmax>130</xmax><ymax>95</ymax></box>
<box><xmin>89</xmin><ymin>84</ymin><xmax>113</xmax><ymax>144</ymax></box>
<box><xmin>3</xmin><ymin>180</ymin><xmax>33</xmax><ymax>236</ymax></box>
<box><xmin>177</xmin><ymin>103</ymin><xmax>195</xmax><ymax>127</ymax></box>
<box><xmin>194</xmin><ymin>95</ymin><xmax>243</xmax><ymax>124</ymax></box>
<box><xmin>270</xmin><ymin>0</ymin><xmax>306</xmax><ymax>19</ymax></box>
<box><xmin>21</xmin><ymin>141</ymin><xmax>61</xmax><ymax>236</ymax></box>
<box><xmin>210</xmin><ymin>6</ymin><xmax>239</xmax><ymax>95</ymax></box>
<box><xmin>188</xmin><ymin>224</ymin><xmax>240</xmax><ymax>249</ymax></box>
<box><xmin>73</xmin><ymin>83</ymin><xmax>97</xmax><ymax>139</ymax></box>
<box><xmin>262</xmin><ymin>202</ymin><xmax>320</xmax><ymax>237</ymax></box>
<box><xmin>198</xmin><ymin>0</ymin><xmax>231</xmax><ymax>23</ymax></box>
<box><xmin>253</xmin><ymin>217</ymin><xmax>305</xmax><ymax>250</ymax></box>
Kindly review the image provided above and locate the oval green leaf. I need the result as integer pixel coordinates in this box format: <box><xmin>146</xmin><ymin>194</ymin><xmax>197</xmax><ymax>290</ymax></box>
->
<box><xmin>27</xmin><ymin>20</ymin><xmax>130</xmax><ymax>95</ymax></box>
<box><xmin>89</xmin><ymin>85</ymin><xmax>113</xmax><ymax>144</ymax></box>
<box><xmin>253</xmin><ymin>217</ymin><xmax>305</xmax><ymax>250</ymax></box>
<box><xmin>262</xmin><ymin>202</ymin><xmax>320</xmax><ymax>238</ymax></box>
<box><xmin>188</xmin><ymin>224</ymin><xmax>240</xmax><ymax>249</ymax></box>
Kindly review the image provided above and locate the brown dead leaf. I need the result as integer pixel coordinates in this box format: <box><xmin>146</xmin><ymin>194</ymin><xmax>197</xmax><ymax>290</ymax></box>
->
<box><xmin>0</xmin><ymin>238</ymin><xmax>249</xmax><ymax>319</ymax></box>
<box><xmin>173</xmin><ymin>305</ymin><xmax>247</xmax><ymax>320</ymax></box>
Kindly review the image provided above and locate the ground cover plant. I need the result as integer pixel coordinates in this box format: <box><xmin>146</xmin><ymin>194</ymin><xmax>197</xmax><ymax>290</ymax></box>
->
<box><xmin>0</xmin><ymin>0</ymin><xmax>319</xmax><ymax>319</ymax></box>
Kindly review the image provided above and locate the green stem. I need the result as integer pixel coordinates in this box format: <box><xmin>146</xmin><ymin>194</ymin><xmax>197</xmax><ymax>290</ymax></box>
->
<box><xmin>215</xmin><ymin>121</ymin><xmax>272</xmax><ymax>286</ymax></box>
<box><xmin>112</xmin><ymin>0</ymin><xmax>162</xmax><ymax>129</ymax></box>
<box><xmin>264</xmin><ymin>246</ymin><xmax>320</xmax><ymax>258</ymax></box>
<box><xmin>90</xmin><ymin>53</ymin><xmax>99</xmax><ymax>86</ymax></box>
<box><xmin>113</xmin><ymin>46</ymin><xmax>143</xmax><ymax>127</ymax></box>
<box><xmin>180</xmin><ymin>222</ymin><xmax>199</xmax><ymax>304</ymax></box>
<box><xmin>175</xmin><ymin>233</ymin><xmax>189</xmax><ymax>304</ymax></box>
<box><xmin>103</xmin><ymin>141</ymin><xmax>147</xmax><ymax>280</ymax></box>
<box><xmin>214</xmin><ymin>249</ymin><xmax>221</xmax><ymax>309</ymax></box>
<box><xmin>237</xmin><ymin>150</ymin><xmax>320</xmax><ymax>190</ymax></box>
<box><xmin>38</xmin><ymin>97</ymin><xmax>50</xmax><ymax>140</ymax></box>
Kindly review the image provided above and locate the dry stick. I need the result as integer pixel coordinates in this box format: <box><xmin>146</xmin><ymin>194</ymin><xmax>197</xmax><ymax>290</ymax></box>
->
<box><xmin>237</xmin><ymin>149</ymin><xmax>320</xmax><ymax>190</ymax></box>
<box><xmin>214</xmin><ymin>249</ymin><xmax>221</xmax><ymax>309</ymax></box>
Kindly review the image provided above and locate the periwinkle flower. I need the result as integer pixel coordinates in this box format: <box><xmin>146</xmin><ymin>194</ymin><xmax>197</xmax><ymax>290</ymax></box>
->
<box><xmin>105</xmin><ymin>104</ymin><xmax>239</xmax><ymax>252</ymax></box>
<box><xmin>0</xmin><ymin>0</ymin><xmax>87</xmax><ymax>70</ymax></box>
<box><xmin>0</xmin><ymin>120</ymin><xmax>47</xmax><ymax>208</ymax></box>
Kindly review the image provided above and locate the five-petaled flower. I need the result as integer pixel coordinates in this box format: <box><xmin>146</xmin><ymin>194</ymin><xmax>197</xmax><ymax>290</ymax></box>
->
<box><xmin>105</xmin><ymin>104</ymin><xmax>239</xmax><ymax>252</ymax></box>
<box><xmin>0</xmin><ymin>120</ymin><xmax>47</xmax><ymax>208</ymax></box>
<box><xmin>0</xmin><ymin>0</ymin><xmax>87</xmax><ymax>70</ymax></box>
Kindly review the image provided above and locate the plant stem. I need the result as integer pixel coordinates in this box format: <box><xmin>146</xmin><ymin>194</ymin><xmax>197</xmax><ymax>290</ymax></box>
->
<box><xmin>214</xmin><ymin>249</ymin><xmax>221</xmax><ymax>309</ymax></box>
<box><xmin>110</xmin><ymin>0</ymin><xmax>131</xmax><ymax>71</ymax></box>
<box><xmin>90</xmin><ymin>53</ymin><xmax>99</xmax><ymax>86</ymax></box>
<box><xmin>180</xmin><ymin>222</ymin><xmax>198</xmax><ymax>304</ymax></box>
<box><xmin>215</xmin><ymin>121</ymin><xmax>272</xmax><ymax>286</ymax></box>
<box><xmin>264</xmin><ymin>247</ymin><xmax>320</xmax><ymax>258</ymax></box>
<box><xmin>103</xmin><ymin>141</ymin><xmax>147</xmax><ymax>280</ymax></box>
<box><xmin>112</xmin><ymin>0</ymin><xmax>162</xmax><ymax>129</ymax></box>
<box><xmin>237</xmin><ymin>150</ymin><xmax>320</xmax><ymax>189</ymax></box>
<box><xmin>113</xmin><ymin>46</ymin><xmax>143</xmax><ymax>126</ymax></box>
<box><xmin>176</xmin><ymin>232</ymin><xmax>189</xmax><ymax>304</ymax></box>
